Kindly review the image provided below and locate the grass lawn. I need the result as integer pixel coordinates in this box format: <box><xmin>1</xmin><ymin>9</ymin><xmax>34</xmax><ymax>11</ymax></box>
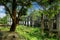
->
<box><xmin>0</xmin><ymin>25</ymin><xmax>58</xmax><ymax>40</ymax></box>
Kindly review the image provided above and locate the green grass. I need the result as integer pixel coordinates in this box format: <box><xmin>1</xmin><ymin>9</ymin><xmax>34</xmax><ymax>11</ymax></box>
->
<box><xmin>0</xmin><ymin>25</ymin><xmax>58</xmax><ymax>40</ymax></box>
<box><xmin>16</xmin><ymin>25</ymin><xmax>41</xmax><ymax>40</ymax></box>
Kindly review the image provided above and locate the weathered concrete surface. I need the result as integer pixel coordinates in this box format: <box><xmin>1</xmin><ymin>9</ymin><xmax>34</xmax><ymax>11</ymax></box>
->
<box><xmin>0</xmin><ymin>31</ymin><xmax>25</xmax><ymax>40</ymax></box>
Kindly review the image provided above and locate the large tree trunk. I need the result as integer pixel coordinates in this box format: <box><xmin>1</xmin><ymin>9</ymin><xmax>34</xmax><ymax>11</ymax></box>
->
<box><xmin>10</xmin><ymin>19</ymin><xmax>17</xmax><ymax>31</ymax></box>
<box><xmin>10</xmin><ymin>0</ymin><xmax>17</xmax><ymax>32</ymax></box>
<box><xmin>41</xmin><ymin>14</ymin><xmax>44</xmax><ymax>36</ymax></box>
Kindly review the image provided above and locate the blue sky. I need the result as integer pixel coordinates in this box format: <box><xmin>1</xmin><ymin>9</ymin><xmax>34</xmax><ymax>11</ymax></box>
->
<box><xmin>32</xmin><ymin>2</ymin><xmax>43</xmax><ymax>10</ymax></box>
<box><xmin>27</xmin><ymin>2</ymin><xmax>43</xmax><ymax>15</ymax></box>
<box><xmin>0</xmin><ymin>6</ymin><xmax>6</xmax><ymax>18</ymax></box>
<box><xmin>0</xmin><ymin>2</ymin><xmax>42</xmax><ymax>18</ymax></box>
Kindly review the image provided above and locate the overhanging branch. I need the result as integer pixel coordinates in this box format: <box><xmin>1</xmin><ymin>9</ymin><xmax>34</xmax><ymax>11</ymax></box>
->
<box><xmin>18</xmin><ymin>6</ymin><xmax>24</xmax><ymax>18</ymax></box>
<box><xmin>1</xmin><ymin>2</ymin><xmax>13</xmax><ymax>18</ymax></box>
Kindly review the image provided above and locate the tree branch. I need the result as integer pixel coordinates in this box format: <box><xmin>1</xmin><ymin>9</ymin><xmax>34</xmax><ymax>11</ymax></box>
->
<box><xmin>1</xmin><ymin>2</ymin><xmax>13</xmax><ymax>18</ymax></box>
<box><xmin>17</xmin><ymin>6</ymin><xmax>24</xmax><ymax>19</ymax></box>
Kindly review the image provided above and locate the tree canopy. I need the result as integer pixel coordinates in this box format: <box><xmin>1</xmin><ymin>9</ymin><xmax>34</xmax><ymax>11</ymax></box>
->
<box><xmin>0</xmin><ymin>0</ymin><xmax>60</xmax><ymax>32</ymax></box>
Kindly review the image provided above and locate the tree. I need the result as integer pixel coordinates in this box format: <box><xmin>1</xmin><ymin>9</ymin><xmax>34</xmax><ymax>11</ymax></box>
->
<box><xmin>36</xmin><ymin>0</ymin><xmax>50</xmax><ymax>36</ymax></box>
<box><xmin>36</xmin><ymin>0</ymin><xmax>60</xmax><ymax>36</ymax></box>
<box><xmin>0</xmin><ymin>0</ymin><xmax>32</xmax><ymax>32</ymax></box>
<box><xmin>46</xmin><ymin>4</ymin><xmax>60</xmax><ymax>36</ymax></box>
<box><xmin>30</xmin><ymin>10</ymin><xmax>42</xmax><ymax>20</ymax></box>
<box><xmin>29</xmin><ymin>10</ymin><xmax>42</xmax><ymax>27</ymax></box>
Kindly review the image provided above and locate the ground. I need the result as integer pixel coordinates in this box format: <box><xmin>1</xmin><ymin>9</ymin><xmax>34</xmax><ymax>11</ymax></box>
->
<box><xmin>0</xmin><ymin>25</ymin><xmax>58</xmax><ymax>40</ymax></box>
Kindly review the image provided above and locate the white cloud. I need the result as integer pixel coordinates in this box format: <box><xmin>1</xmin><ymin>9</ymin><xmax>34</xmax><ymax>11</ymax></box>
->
<box><xmin>0</xmin><ymin>6</ymin><xmax>6</xmax><ymax>18</ymax></box>
<box><xmin>0</xmin><ymin>6</ymin><xmax>5</xmax><ymax>9</ymax></box>
<box><xmin>0</xmin><ymin>6</ymin><xmax>5</xmax><ymax>12</ymax></box>
<box><xmin>0</xmin><ymin>13</ymin><xmax>6</xmax><ymax>18</ymax></box>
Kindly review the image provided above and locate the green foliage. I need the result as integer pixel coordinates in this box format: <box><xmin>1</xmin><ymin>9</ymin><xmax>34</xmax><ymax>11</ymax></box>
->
<box><xmin>0</xmin><ymin>27</ymin><xmax>10</xmax><ymax>31</ymax></box>
<box><xmin>21</xmin><ymin>8</ymin><xmax>28</xmax><ymax>15</ymax></box>
<box><xmin>15</xmin><ymin>25</ymin><xmax>59</xmax><ymax>40</ymax></box>
<box><xmin>46</xmin><ymin>4</ymin><xmax>60</xmax><ymax>19</ymax></box>
<box><xmin>0</xmin><ymin>25</ymin><xmax>58</xmax><ymax>40</ymax></box>
<box><xmin>30</xmin><ymin>10</ymin><xmax>42</xmax><ymax>20</ymax></box>
<box><xmin>0</xmin><ymin>16</ymin><xmax>7</xmax><ymax>24</ymax></box>
<box><xmin>36</xmin><ymin>0</ymin><xmax>60</xmax><ymax>20</ymax></box>
<box><xmin>16</xmin><ymin>25</ymin><xmax>41</xmax><ymax>40</ymax></box>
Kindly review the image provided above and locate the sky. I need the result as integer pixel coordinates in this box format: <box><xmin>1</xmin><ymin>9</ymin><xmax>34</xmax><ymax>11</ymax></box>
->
<box><xmin>27</xmin><ymin>2</ymin><xmax>43</xmax><ymax>15</ymax></box>
<box><xmin>0</xmin><ymin>2</ymin><xmax>42</xmax><ymax>18</ymax></box>
<box><xmin>0</xmin><ymin>6</ymin><xmax>6</xmax><ymax>18</ymax></box>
